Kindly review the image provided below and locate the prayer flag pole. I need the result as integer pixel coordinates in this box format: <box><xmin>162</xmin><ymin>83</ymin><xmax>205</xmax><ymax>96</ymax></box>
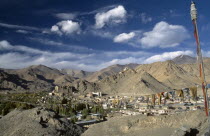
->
<box><xmin>190</xmin><ymin>1</ymin><xmax>209</xmax><ymax>116</ymax></box>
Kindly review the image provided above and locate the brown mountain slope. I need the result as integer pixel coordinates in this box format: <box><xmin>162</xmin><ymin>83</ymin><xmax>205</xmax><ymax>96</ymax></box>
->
<box><xmin>135</xmin><ymin>60</ymin><xmax>199</xmax><ymax>89</ymax></box>
<box><xmin>85</xmin><ymin>63</ymin><xmax>139</xmax><ymax>82</ymax></box>
<box><xmin>15</xmin><ymin>65</ymin><xmax>65</xmax><ymax>81</ymax></box>
<box><xmin>96</xmin><ymin>68</ymin><xmax>171</xmax><ymax>96</ymax></box>
<box><xmin>5</xmin><ymin>65</ymin><xmax>76</xmax><ymax>86</ymax></box>
<box><xmin>180</xmin><ymin>58</ymin><xmax>210</xmax><ymax>82</ymax></box>
<box><xmin>0</xmin><ymin>64</ymin><xmax>102</xmax><ymax>93</ymax></box>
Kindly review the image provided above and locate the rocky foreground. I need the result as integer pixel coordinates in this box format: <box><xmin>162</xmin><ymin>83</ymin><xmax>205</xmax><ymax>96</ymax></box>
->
<box><xmin>82</xmin><ymin>110</ymin><xmax>208</xmax><ymax>136</ymax></box>
<box><xmin>0</xmin><ymin>108</ymin><xmax>84</xmax><ymax>136</ymax></box>
<box><xmin>0</xmin><ymin>108</ymin><xmax>209</xmax><ymax>136</ymax></box>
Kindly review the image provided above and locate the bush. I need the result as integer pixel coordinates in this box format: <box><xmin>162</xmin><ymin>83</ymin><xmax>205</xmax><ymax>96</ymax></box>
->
<box><xmin>70</xmin><ymin>116</ymin><xmax>78</xmax><ymax>123</ymax></box>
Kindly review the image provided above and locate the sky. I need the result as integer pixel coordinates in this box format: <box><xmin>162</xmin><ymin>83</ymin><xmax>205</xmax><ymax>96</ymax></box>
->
<box><xmin>0</xmin><ymin>0</ymin><xmax>210</xmax><ymax>71</ymax></box>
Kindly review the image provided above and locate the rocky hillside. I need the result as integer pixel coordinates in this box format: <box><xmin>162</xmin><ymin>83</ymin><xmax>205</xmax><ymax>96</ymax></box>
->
<box><xmin>82</xmin><ymin>110</ymin><xmax>208</xmax><ymax>136</ymax></box>
<box><xmin>85</xmin><ymin>63</ymin><xmax>139</xmax><ymax>82</ymax></box>
<box><xmin>0</xmin><ymin>107</ymin><xmax>84</xmax><ymax>136</ymax></box>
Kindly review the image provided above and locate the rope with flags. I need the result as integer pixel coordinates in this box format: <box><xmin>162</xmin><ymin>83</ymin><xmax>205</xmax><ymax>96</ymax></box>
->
<box><xmin>191</xmin><ymin>1</ymin><xmax>209</xmax><ymax>116</ymax></box>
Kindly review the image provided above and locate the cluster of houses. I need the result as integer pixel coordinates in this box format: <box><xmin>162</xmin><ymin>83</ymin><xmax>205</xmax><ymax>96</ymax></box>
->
<box><xmin>45</xmin><ymin>85</ymin><xmax>205</xmax><ymax>118</ymax></box>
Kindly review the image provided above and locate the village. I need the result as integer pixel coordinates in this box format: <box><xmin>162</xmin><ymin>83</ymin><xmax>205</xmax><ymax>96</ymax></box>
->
<box><xmin>37</xmin><ymin>85</ymin><xmax>206</xmax><ymax>127</ymax></box>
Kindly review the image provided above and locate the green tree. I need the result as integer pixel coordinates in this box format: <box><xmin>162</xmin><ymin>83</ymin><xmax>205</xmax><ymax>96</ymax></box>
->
<box><xmin>98</xmin><ymin>106</ymin><xmax>104</xmax><ymax>115</ymax></box>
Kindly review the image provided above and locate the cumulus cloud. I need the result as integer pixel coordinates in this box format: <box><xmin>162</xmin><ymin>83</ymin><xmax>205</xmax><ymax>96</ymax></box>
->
<box><xmin>114</xmin><ymin>32</ymin><xmax>135</xmax><ymax>43</ymax></box>
<box><xmin>140</xmin><ymin>13</ymin><xmax>152</xmax><ymax>24</ymax></box>
<box><xmin>51</xmin><ymin>20</ymin><xmax>81</xmax><ymax>35</ymax></box>
<box><xmin>54</xmin><ymin>13</ymin><xmax>77</xmax><ymax>20</ymax></box>
<box><xmin>140</xmin><ymin>21</ymin><xmax>190</xmax><ymax>48</ymax></box>
<box><xmin>144</xmin><ymin>50</ymin><xmax>193</xmax><ymax>63</ymax></box>
<box><xmin>95</xmin><ymin>5</ymin><xmax>127</xmax><ymax>29</ymax></box>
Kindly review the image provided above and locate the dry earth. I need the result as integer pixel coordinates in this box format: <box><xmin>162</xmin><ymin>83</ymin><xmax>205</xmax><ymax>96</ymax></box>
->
<box><xmin>82</xmin><ymin>110</ymin><xmax>208</xmax><ymax>136</ymax></box>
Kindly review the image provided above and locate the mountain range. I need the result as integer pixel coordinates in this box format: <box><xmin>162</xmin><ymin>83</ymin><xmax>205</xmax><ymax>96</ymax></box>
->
<box><xmin>1</xmin><ymin>55</ymin><xmax>209</xmax><ymax>95</ymax></box>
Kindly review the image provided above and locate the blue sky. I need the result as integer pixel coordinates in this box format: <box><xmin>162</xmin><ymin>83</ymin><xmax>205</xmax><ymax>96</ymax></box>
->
<box><xmin>0</xmin><ymin>0</ymin><xmax>210</xmax><ymax>71</ymax></box>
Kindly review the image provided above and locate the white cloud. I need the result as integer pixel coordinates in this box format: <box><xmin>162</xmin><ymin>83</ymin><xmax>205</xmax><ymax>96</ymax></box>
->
<box><xmin>51</xmin><ymin>20</ymin><xmax>81</xmax><ymax>35</ymax></box>
<box><xmin>0</xmin><ymin>40</ymin><xmax>48</xmax><ymax>54</ymax></box>
<box><xmin>0</xmin><ymin>40</ymin><xmax>90</xmax><ymax>58</ymax></box>
<box><xmin>95</xmin><ymin>5</ymin><xmax>127</xmax><ymax>29</ymax></box>
<box><xmin>0</xmin><ymin>40</ymin><xmax>150</xmax><ymax>71</ymax></box>
<box><xmin>90</xmin><ymin>29</ymin><xmax>115</xmax><ymax>38</ymax></box>
<box><xmin>54</xmin><ymin>13</ymin><xmax>77</xmax><ymax>20</ymax></box>
<box><xmin>0</xmin><ymin>22</ymin><xmax>44</xmax><ymax>32</ymax></box>
<box><xmin>51</xmin><ymin>25</ymin><xmax>59</xmax><ymax>32</ymax></box>
<box><xmin>29</xmin><ymin>37</ymin><xmax>92</xmax><ymax>52</ymax></box>
<box><xmin>16</xmin><ymin>30</ymin><xmax>29</xmax><ymax>34</ymax></box>
<box><xmin>0</xmin><ymin>40</ymin><xmax>13</xmax><ymax>50</ymax></box>
<box><xmin>140</xmin><ymin>13</ymin><xmax>152</xmax><ymax>24</ymax></box>
<box><xmin>144</xmin><ymin>50</ymin><xmax>193</xmax><ymax>63</ymax></box>
<box><xmin>0</xmin><ymin>40</ymin><xmax>195</xmax><ymax>72</ymax></box>
<box><xmin>140</xmin><ymin>21</ymin><xmax>190</xmax><ymax>48</ymax></box>
<box><xmin>114</xmin><ymin>32</ymin><xmax>135</xmax><ymax>43</ymax></box>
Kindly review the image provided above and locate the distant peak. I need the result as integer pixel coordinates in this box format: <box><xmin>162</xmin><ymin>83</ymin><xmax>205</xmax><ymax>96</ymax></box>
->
<box><xmin>30</xmin><ymin>64</ymin><xmax>48</xmax><ymax>68</ymax></box>
<box><xmin>172</xmin><ymin>55</ymin><xmax>196</xmax><ymax>64</ymax></box>
<box><xmin>175</xmin><ymin>55</ymin><xmax>194</xmax><ymax>59</ymax></box>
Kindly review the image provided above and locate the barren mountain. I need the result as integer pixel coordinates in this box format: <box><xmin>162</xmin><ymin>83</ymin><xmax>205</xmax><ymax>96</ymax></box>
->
<box><xmin>4</xmin><ymin>65</ymin><xmax>76</xmax><ymax>86</ymax></box>
<box><xmin>0</xmin><ymin>70</ymin><xmax>53</xmax><ymax>92</ymax></box>
<box><xmin>0</xmin><ymin>70</ymin><xmax>29</xmax><ymax>91</ymax></box>
<box><xmin>96</xmin><ymin>68</ymin><xmax>171</xmax><ymax>95</ymax></box>
<box><xmin>85</xmin><ymin>63</ymin><xmax>139</xmax><ymax>82</ymax></box>
<box><xmin>172</xmin><ymin>55</ymin><xmax>196</xmax><ymax>64</ymax></box>
<box><xmin>135</xmin><ymin>60</ymin><xmax>200</xmax><ymax>89</ymax></box>
<box><xmin>180</xmin><ymin>58</ymin><xmax>210</xmax><ymax>82</ymax></box>
<box><xmin>2</xmin><ymin>58</ymin><xmax>210</xmax><ymax>95</ymax></box>
<box><xmin>14</xmin><ymin>65</ymin><xmax>66</xmax><ymax>81</ymax></box>
<box><xmin>0</xmin><ymin>65</ymin><xmax>99</xmax><ymax>93</ymax></box>
<box><xmin>61</xmin><ymin>69</ymin><xmax>93</xmax><ymax>79</ymax></box>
